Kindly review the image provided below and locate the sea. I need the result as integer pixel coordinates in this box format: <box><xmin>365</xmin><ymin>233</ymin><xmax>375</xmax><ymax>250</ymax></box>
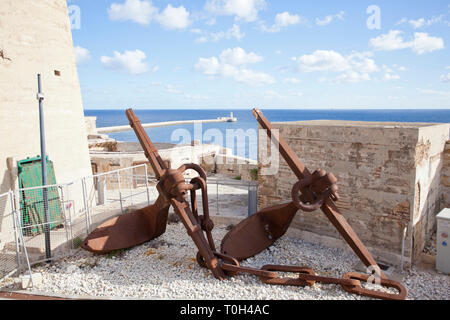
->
<box><xmin>85</xmin><ymin>109</ymin><xmax>450</xmax><ymax>160</ymax></box>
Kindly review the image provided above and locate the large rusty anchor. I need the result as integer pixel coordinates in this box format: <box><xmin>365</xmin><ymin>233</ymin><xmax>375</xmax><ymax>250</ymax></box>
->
<box><xmin>222</xmin><ymin>108</ymin><xmax>380</xmax><ymax>269</ymax></box>
<box><xmin>82</xmin><ymin>108</ymin><xmax>407</xmax><ymax>300</ymax></box>
<box><xmin>82</xmin><ymin>109</ymin><xmax>226</xmax><ymax>279</ymax></box>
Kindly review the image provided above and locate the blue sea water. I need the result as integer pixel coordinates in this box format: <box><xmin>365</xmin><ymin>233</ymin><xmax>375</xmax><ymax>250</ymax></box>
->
<box><xmin>85</xmin><ymin>109</ymin><xmax>450</xmax><ymax>160</ymax></box>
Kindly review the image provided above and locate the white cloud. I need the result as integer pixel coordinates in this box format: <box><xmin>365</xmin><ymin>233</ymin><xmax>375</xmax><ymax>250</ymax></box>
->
<box><xmin>156</xmin><ymin>5</ymin><xmax>191</xmax><ymax>30</ymax></box>
<box><xmin>413</xmin><ymin>32</ymin><xmax>445</xmax><ymax>54</ymax></box>
<box><xmin>382</xmin><ymin>64</ymin><xmax>405</xmax><ymax>81</ymax></box>
<box><xmin>205</xmin><ymin>0</ymin><xmax>267</xmax><ymax>22</ymax></box>
<box><xmin>369</xmin><ymin>30</ymin><xmax>412</xmax><ymax>51</ymax></box>
<box><xmin>108</xmin><ymin>0</ymin><xmax>158</xmax><ymax>25</ymax></box>
<box><xmin>165</xmin><ymin>84</ymin><xmax>182</xmax><ymax>94</ymax></box>
<box><xmin>185</xmin><ymin>93</ymin><xmax>209</xmax><ymax>100</ymax></box>
<box><xmin>263</xmin><ymin>90</ymin><xmax>285</xmax><ymax>99</ymax></box>
<box><xmin>283</xmin><ymin>77</ymin><xmax>302</xmax><ymax>84</ymax></box>
<box><xmin>296</xmin><ymin>50</ymin><xmax>379</xmax><ymax>83</ymax></box>
<box><xmin>441</xmin><ymin>73</ymin><xmax>450</xmax><ymax>83</ymax></box>
<box><xmin>393</xmin><ymin>64</ymin><xmax>407</xmax><ymax>71</ymax></box>
<box><xmin>74</xmin><ymin>46</ymin><xmax>91</xmax><ymax>64</ymax></box>
<box><xmin>297</xmin><ymin>50</ymin><xmax>350</xmax><ymax>73</ymax></box>
<box><xmin>194</xmin><ymin>47</ymin><xmax>274</xmax><ymax>86</ymax></box>
<box><xmin>275</xmin><ymin>11</ymin><xmax>302</xmax><ymax>27</ymax></box>
<box><xmin>409</xmin><ymin>18</ymin><xmax>426</xmax><ymax>29</ymax></box>
<box><xmin>100</xmin><ymin>50</ymin><xmax>149</xmax><ymax>74</ymax></box>
<box><xmin>383</xmin><ymin>73</ymin><xmax>400</xmax><ymax>81</ymax></box>
<box><xmin>219</xmin><ymin>47</ymin><xmax>263</xmax><ymax>66</ymax></box>
<box><xmin>195</xmin><ymin>57</ymin><xmax>221</xmax><ymax>75</ymax></box>
<box><xmin>234</xmin><ymin>69</ymin><xmax>275</xmax><ymax>85</ymax></box>
<box><xmin>369</xmin><ymin>30</ymin><xmax>444</xmax><ymax>54</ymax></box>
<box><xmin>336</xmin><ymin>71</ymin><xmax>371</xmax><ymax>83</ymax></box>
<box><xmin>261</xmin><ymin>11</ymin><xmax>303</xmax><ymax>32</ymax></box>
<box><xmin>108</xmin><ymin>0</ymin><xmax>191</xmax><ymax>30</ymax></box>
<box><xmin>397</xmin><ymin>15</ymin><xmax>444</xmax><ymax>29</ymax></box>
<box><xmin>194</xmin><ymin>24</ymin><xmax>245</xmax><ymax>43</ymax></box>
<box><xmin>316</xmin><ymin>10</ymin><xmax>345</xmax><ymax>26</ymax></box>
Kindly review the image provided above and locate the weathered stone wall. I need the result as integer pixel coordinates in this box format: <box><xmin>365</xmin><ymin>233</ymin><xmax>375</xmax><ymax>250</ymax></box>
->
<box><xmin>0</xmin><ymin>1</ymin><xmax>92</xmax><ymax>246</ymax></box>
<box><xmin>411</xmin><ymin>127</ymin><xmax>450</xmax><ymax>260</ymax></box>
<box><xmin>258</xmin><ymin>120</ymin><xmax>449</xmax><ymax>266</ymax></box>
<box><xmin>214</xmin><ymin>154</ymin><xmax>258</xmax><ymax>181</ymax></box>
<box><xmin>441</xmin><ymin>141</ymin><xmax>450</xmax><ymax>210</ymax></box>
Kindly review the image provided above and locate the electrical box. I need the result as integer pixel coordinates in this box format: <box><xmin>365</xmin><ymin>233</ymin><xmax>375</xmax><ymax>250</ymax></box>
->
<box><xmin>436</xmin><ymin>208</ymin><xmax>450</xmax><ymax>274</ymax></box>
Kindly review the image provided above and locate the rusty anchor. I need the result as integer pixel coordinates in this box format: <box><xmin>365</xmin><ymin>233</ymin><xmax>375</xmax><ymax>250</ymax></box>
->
<box><xmin>82</xmin><ymin>108</ymin><xmax>407</xmax><ymax>300</ymax></box>
<box><xmin>222</xmin><ymin>108</ymin><xmax>380</xmax><ymax>269</ymax></box>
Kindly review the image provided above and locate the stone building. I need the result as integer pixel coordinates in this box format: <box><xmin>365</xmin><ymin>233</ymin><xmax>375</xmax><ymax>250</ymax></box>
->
<box><xmin>0</xmin><ymin>1</ymin><xmax>92</xmax><ymax>246</ymax></box>
<box><xmin>258</xmin><ymin>120</ymin><xmax>450</xmax><ymax>266</ymax></box>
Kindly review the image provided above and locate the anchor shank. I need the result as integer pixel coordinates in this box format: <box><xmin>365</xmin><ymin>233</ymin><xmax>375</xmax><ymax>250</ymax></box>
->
<box><xmin>252</xmin><ymin>108</ymin><xmax>380</xmax><ymax>271</ymax></box>
<box><xmin>126</xmin><ymin>109</ymin><xmax>167</xmax><ymax>178</ymax></box>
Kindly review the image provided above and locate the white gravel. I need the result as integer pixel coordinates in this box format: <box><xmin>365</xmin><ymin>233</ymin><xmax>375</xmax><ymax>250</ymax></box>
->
<box><xmin>3</xmin><ymin>222</ymin><xmax>449</xmax><ymax>300</ymax></box>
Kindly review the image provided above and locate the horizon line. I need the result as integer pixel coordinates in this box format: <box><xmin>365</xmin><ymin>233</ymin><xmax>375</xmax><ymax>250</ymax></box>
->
<box><xmin>84</xmin><ymin>107</ymin><xmax>450</xmax><ymax>111</ymax></box>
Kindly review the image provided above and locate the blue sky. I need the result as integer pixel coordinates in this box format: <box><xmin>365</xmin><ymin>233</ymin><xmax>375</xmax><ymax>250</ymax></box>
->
<box><xmin>68</xmin><ymin>0</ymin><xmax>450</xmax><ymax>109</ymax></box>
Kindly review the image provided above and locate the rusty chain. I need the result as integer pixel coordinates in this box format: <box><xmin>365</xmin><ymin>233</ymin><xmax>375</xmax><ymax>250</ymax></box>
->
<box><xmin>84</xmin><ymin>108</ymin><xmax>408</xmax><ymax>301</ymax></box>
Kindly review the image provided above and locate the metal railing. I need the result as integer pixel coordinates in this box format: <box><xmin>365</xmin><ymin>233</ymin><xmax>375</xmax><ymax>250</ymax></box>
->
<box><xmin>0</xmin><ymin>164</ymin><xmax>152</xmax><ymax>284</ymax></box>
<box><xmin>0</xmin><ymin>164</ymin><xmax>257</xmax><ymax>286</ymax></box>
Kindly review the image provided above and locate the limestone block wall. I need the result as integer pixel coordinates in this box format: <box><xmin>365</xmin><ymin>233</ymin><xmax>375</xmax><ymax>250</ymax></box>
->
<box><xmin>0</xmin><ymin>1</ymin><xmax>92</xmax><ymax>246</ymax></box>
<box><xmin>214</xmin><ymin>154</ymin><xmax>258</xmax><ymax>181</ymax></box>
<box><xmin>90</xmin><ymin>155</ymin><xmax>135</xmax><ymax>190</ymax></box>
<box><xmin>441</xmin><ymin>141</ymin><xmax>450</xmax><ymax>210</ymax></box>
<box><xmin>258</xmin><ymin>120</ymin><xmax>449</xmax><ymax>266</ymax></box>
<box><xmin>412</xmin><ymin>127</ymin><xmax>450</xmax><ymax>260</ymax></box>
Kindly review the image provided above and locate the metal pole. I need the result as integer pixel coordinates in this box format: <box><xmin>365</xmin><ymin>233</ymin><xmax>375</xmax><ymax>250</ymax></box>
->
<box><xmin>117</xmin><ymin>171</ymin><xmax>123</xmax><ymax>214</ymax></box>
<box><xmin>11</xmin><ymin>191</ymin><xmax>33</xmax><ymax>286</ymax></box>
<box><xmin>37</xmin><ymin>74</ymin><xmax>51</xmax><ymax>262</ymax></box>
<box><xmin>81</xmin><ymin>178</ymin><xmax>90</xmax><ymax>234</ymax></box>
<box><xmin>10</xmin><ymin>191</ymin><xmax>21</xmax><ymax>267</ymax></box>
<box><xmin>144</xmin><ymin>164</ymin><xmax>150</xmax><ymax>206</ymax></box>
<box><xmin>59</xmin><ymin>185</ymin><xmax>70</xmax><ymax>251</ymax></box>
<box><xmin>130</xmin><ymin>168</ymin><xmax>134</xmax><ymax>206</ymax></box>
<box><xmin>216</xmin><ymin>182</ymin><xmax>219</xmax><ymax>215</ymax></box>
<box><xmin>65</xmin><ymin>184</ymin><xmax>74</xmax><ymax>250</ymax></box>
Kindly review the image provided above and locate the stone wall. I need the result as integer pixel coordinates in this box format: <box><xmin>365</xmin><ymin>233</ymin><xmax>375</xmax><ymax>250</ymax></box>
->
<box><xmin>412</xmin><ymin>126</ymin><xmax>450</xmax><ymax>260</ymax></box>
<box><xmin>441</xmin><ymin>141</ymin><xmax>450</xmax><ymax>210</ymax></box>
<box><xmin>0</xmin><ymin>1</ymin><xmax>92</xmax><ymax>246</ymax></box>
<box><xmin>258</xmin><ymin>120</ymin><xmax>450</xmax><ymax>266</ymax></box>
<box><xmin>213</xmin><ymin>155</ymin><xmax>258</xmax><ymax>181</ymax></box>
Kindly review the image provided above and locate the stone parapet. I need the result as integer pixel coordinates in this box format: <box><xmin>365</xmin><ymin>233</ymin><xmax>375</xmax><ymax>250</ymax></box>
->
<box><xmin>258</xmin><ymin>120</ymin><xmax>450</xmax><ymax>266</ymax></box>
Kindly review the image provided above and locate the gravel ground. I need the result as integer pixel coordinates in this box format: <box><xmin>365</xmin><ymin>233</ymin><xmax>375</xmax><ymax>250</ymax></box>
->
<box><xmin>2</xmin><ymin>221</ymin><xmax>449</xmax><ymax>300</ymax></box>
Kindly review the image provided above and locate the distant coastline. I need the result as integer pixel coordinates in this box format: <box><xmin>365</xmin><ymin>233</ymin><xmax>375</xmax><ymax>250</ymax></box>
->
<box><xmin>85</xmin><ymin>109</ymin><xmax>450</xmax><ymax>160</ymax></box>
